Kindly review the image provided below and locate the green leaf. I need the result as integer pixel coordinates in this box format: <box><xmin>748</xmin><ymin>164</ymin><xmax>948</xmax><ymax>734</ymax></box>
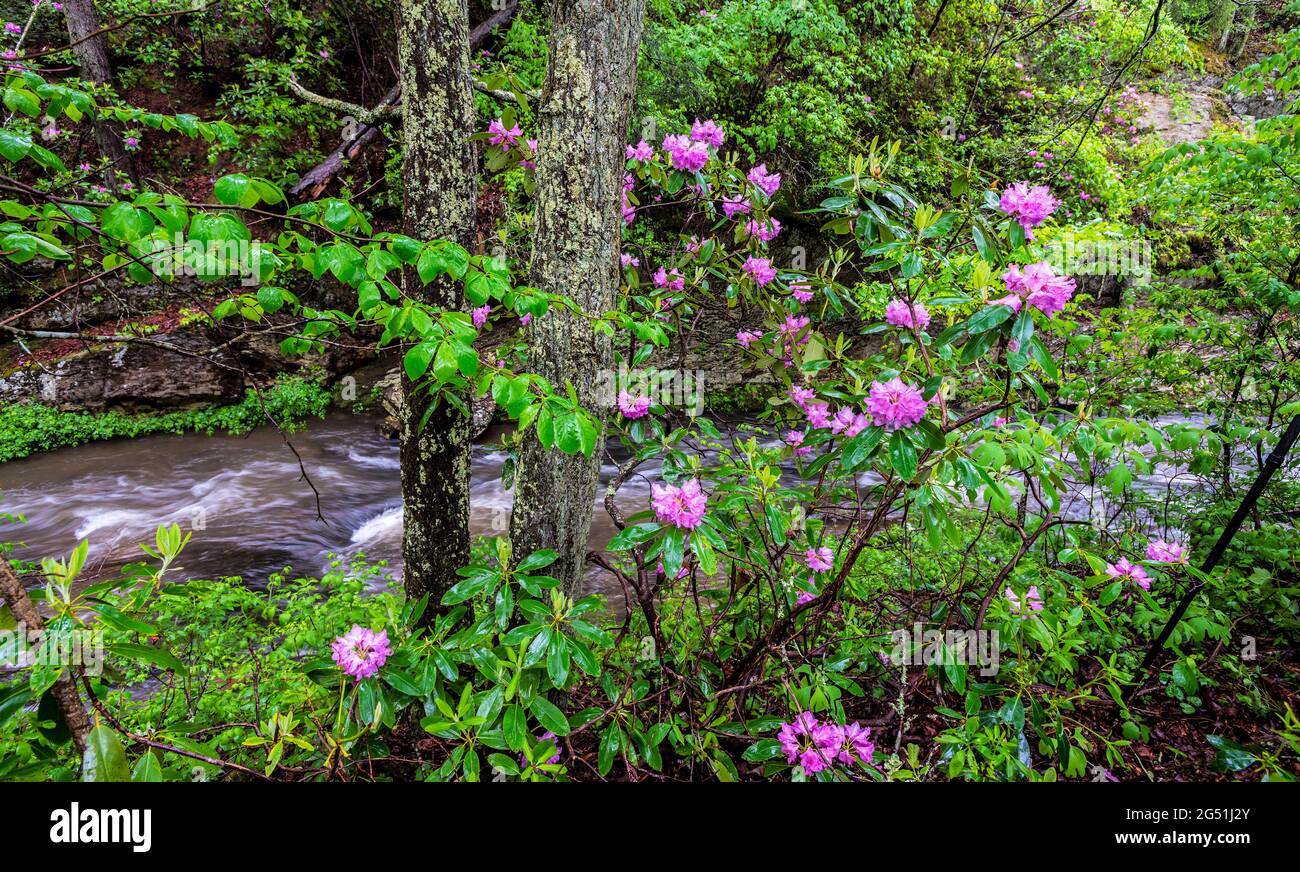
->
<box><xmin>403</xmin><ymin>342</ymin><xmax>434</xmax><ymax>381</ymax></box>
<box><xmin>889</xmin><ymin>431</ymin><xmax>918</xmax><ymax>480</ymax></box>
<box><xmin>517</xmin><ymin>550</ymin><xmax>559</xmax><ymax>572</ymax></box>
<box><xmin>661</xmin><ymin>526</ymin><xmax>685</xmax><ymax>579</ymax></box>
<box><xmin>1207</xmin><ymin>735</ymin><xmax>1257</xmax><ymax>773</ymax></box>
<box><xmin>607</xmin><ymin>522</ymin><xmax>660</xmax><ymax>551</ymax></box>
<box><xmin>0</xmin><ymin>130</ymin><xmax>32</xmax><ymax>162</ymax></box>
<box><xmin>963</xmin><ymin>304</ymin><xmax>1015</xmax><ymax>335</ymax></box>
<box><xmin>528</xmin><ymin>696</ymin><xmax>570</xmax><ymax>736</ymax></box>
<box><xmin>742</xmin><ymin>738</ymin><xmax>783</xmax><ymax>762</ymax></box>
<box><xmin>840</xmin><ymin>426</ymin><xmax>884</xmax><ymax>472</ymax></box>
<box><xmin>82</xmin><ymin>725</ymin><xmax>131</xmax><ymax>782</ymax></box>
<box><xmin>131</xmin><ymin>750</ymin><xmax>163</xmax><ymax>782</ymax></box>
<box><xmin>107</xmin><ymin>642</ymin><xmax>186</xmax><ymax>674</ymax></box>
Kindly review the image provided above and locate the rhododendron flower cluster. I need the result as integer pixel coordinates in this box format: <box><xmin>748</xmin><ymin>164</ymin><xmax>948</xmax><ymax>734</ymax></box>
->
<box><xmin>742</xmin><ymin>256</ymin><xmax>776</xmax><ymax>286</ymax></box>
<box><xmin>690</xmin><ymin>118</ymin><xmax>725</xmax><ymax>148</ymax></box>
<box><xmin>785</xmin><ymin>429</ymin><xmax>811</xmax><ymax>457</ymax></box>
<box><xmin>885</xmin><ymin>299</ymin><xmax>930</xmax><ymax>331</ymax></box>
<box><xmin>789</xmin><ymin>280</ymin><xmax>814</xmax><ymax>304</ymax></box>
<box><xmin>993</xmin><ymin>261</ymin><xmax>1076</xmax><ymax>316</ymax></box>
<box><xmin>654</xmin><ymin>267</ymin><xmax>685</xmax><ymax>291</ymax></box>
<box><xmin>1005</xmin><ymin>585</ymin><xmax>1043</xmax><ymax>614</ymax></box>
<box><xmin>748</xmin><ymin>164</ymin><xmax>781</xmax><ymax>198</ymax></box>
<box><xmin>1107</xmin><ymin>558</ymin><xmax>1151</xmax><ymax>591</ymax></box>
<box><xmin>747</xmin><ymin>217</ymin><xmax>781</xmax><ymax>242</ymax></box>
<box><xmin>651</xmin><ymin>478</ymin><xmax>708</xmax><ymax>530</ymax></box>
<box><xmin>330</xmin><ymin>625</ymin><xmax>392</xmax><ymax>679</ymax></box>
<box><xmin>722</xmin><ymin>194</ymin><xmax>751</xmax><ymax>218</ymax></box>
<box><xmin>662</xmin><ymin>134</ymin><xmax>710</xmax><ymax>172</ymax></box>
<box><xmin>1146</xmin><ymin>540</ymin><xmax>1188</xmax><ymax>564</ymax></box>
<box><xmin>621</xmin><ymin>173</ymin><xmax>637</xmax><ymax>225</ymax></box>
<box><xmin>472</xmin><ymin>304</ymin><xmax>491</xmax><ymax>328</ymax></box>
<box><xmin>805</xmin><ymin>547</ymin><xmax>834</xmax><ymax>573</ymax></box>
<box><xmin>866</xmin><ymin>377</ymin><xmax>926</xmax><ymax>431</ymax></box>
<box><xmin>625</xmin><ymin>140</ymin><xmax>653</xmax><ymax>162</ymax></box>
<box><xmin>830</xmin><ymin>407</ymin><xmax>869</xmax><ymax>437</ymax></box>
<box><xmin>777</xmin><ymin>712</ymin><xmax>874</xmax><ymax>774</ymax></box>
<box><xmin>487</xmin><ymin>118</ymin><xmax>523</xmax><ymax>150</ymax></box>
<box><xmin>617</xmin><ymin>391</ymin><xmax>651</xmax><ymax>419</ymax></box>
<box><xmin>999</xmin><ymin>181</ymin><xmax>1058</xmax><ymax>237</ymax></box>
<box><xmin>736</xmin><ymin>330</ymin><xmax>763</xmax><ymax>347</ymax></box>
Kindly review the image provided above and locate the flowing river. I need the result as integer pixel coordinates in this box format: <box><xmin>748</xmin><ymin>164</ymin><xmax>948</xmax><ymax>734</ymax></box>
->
<box><xmin>0</xmin><ymin>409</ymin><xmax>1239</xmax><ymax>605</ymax></box>
<box><xmin>0</xmin><ymin>412</ymin><xmax>654</xmax><ymax>603</ymax></box>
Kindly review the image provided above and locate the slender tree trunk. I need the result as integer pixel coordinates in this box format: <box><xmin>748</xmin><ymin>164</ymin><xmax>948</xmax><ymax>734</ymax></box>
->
<box><xmin>0</xmin><ymin>560</ymin><xmax>91</xmax><ymax>754</ymax></box>
<box><xmin>510</xmin><ymin>0</ymin><xmax>648</xmax><ymax>590</ymax></box>
<box><xmin>61</xmin><ymin>0</ymin><xmax>135</xmax><ymax>188</ymax></box>
<box><xmin>396</xmin><ymin>0</ymin><xmax>479</xmax><ymax>617</ymax></box>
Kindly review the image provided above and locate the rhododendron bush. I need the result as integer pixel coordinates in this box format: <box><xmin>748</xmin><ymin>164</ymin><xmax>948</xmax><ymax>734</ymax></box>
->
<box><xmin>1</xmin><ymin>0</ymin><xmax>1298</xmax><ymax>787</ymax></box>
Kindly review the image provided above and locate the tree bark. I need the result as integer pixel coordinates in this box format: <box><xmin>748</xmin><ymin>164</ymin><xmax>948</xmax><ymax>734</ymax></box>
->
<box><xmin>396</xmin><ymin>0</ymin><xmax>480</xmax><ymax>618</ymax></box>
<box><xmin>0</xmin><ymin>560</ymin><xmax>92</xmax><ymax>754</ymax></box>
<box><xmin>510</xmin><ymin>0</ymin><xmax>648</xmax><ymax>590</ymax></box>
<box><xmin>61</xmin><ymin>0</ymin><xmax>135</xmax><ymax>188</ymax></box>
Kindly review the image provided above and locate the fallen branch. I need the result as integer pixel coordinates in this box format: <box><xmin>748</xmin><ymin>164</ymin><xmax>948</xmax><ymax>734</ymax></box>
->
<box><xmin>287</xmin><ymin>0</ymin><xmax>520</xmax><ymax>201</ymax></box>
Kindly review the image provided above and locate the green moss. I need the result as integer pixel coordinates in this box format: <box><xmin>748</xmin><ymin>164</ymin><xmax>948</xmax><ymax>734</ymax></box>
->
<box><xmin>0</xmin><ymin>376</ymin><xmax>332</xmax><ymax>463</ymax></box>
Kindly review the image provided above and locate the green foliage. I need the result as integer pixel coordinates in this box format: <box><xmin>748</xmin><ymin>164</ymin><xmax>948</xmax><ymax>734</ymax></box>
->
<box><xmin>0</xmin><ymin>376</ymin><xmax>331</xmax><ymax>462</ymax></box>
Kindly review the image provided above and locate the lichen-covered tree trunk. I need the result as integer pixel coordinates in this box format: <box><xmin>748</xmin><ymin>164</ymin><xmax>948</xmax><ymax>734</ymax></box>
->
<box><xmin>396</xmin><ymin>0</ymin><xmax>479</xmax><ymax>617</ymax></box>
<box><xmin>510</xmin><ymin>0</ymin><xmax>648</xmax><ymax>589</ymax></box>
<box><xmin>61</xmin><ymin>0</ymin><xmax>135</xmax><ymax>188</ymax></box>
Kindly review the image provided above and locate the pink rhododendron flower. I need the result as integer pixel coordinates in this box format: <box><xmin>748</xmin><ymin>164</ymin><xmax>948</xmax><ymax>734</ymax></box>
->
<box><xmin>785</xmin><ymin>430</ymin><xmax>811</xmax><ymax>457</ymax></box>
<box><xmin>520</xmin><ymin>313</ymin><xmax>532</xmax><ymax>326</ymax></box>
<box><xmin>690</xmin><ymin>118</ymin><xmax>725</xmax><ymax>148</ymax></box>
<box><xmin>621</xmin><ymin>253</ymin><xmax>639</xmax><ymax>267</ymax></box>
<box><xmin>1107</xmin><ymin>557</ymin><xmax>1151</xmax><ymax>591</ymax></box>
<box><xmin>747</xmin><ymin>217</ymin><xmax>781</xmax><ymax>242</ymax></box>
<box><xmin>472</xmin><ymin>304</ymin><xmax>491</xmax><ymax>328</ymax></box>
<box><xmin>995</xmin><ymin>261</ymin><xmax>1076</xmax><ymax>316</ymax></box>
<box><xmin>999</xmin><ymin>181</ymin><xmax>1058</xmax><ymax>237</ymax></box>
<box><xmin>487</xmin><ymin>118</ymin><xmax>522</xmax><ymax>150</ymax></box>
<box><xmin>805</xmin><ymin>402</ymin><xmax>832</xmax><ymax>430</ymax></box>
<box><xmin>617</xmin><ymin>391</ymin><xmax>650</xmax><ymax>419</ymax></box>
<box><xmin>742</xmin><ymin>256</ymin><xmax>776</xmax><ymax>286</ymax></box>
<box><xmin>1005</xmin><ymin>585</ymin><xmax>1043</xmax><ymax>614</ymax></box>
<box><xmin>653</xmin><ymin>267</ymin><xmax>685</xmax><ymax>291</ymax></box>
<box><xmin>838</xmin><ymin>722</ymin><xmax>875</xmax><ymax>766</ymax></box>
<box><xmin>796</xmin><ymin>589</ymin><xmax>817</xmax><ymax>605</ymax></box>
<box><xmin>721</xmin><ymin>195</ymin><xmax>751</xmax><ymax>218</ymax></box>
<box><xmin>625</xmin><ymin>140</ymin><xmax>653</xmax><ymax>162</ymax></box>
<box><xmin>789</xmin><ymin>280</ymin><xmax>814</xmax><ymax>304</ymax></box>
<box><xmin>776</xmin><ymin>712</ymin><xmax>838</xmax><ymax>774</ymax></box>
<box><xmin>885</xmin><ymin>299</ymin><xmax>930</xmax><ymax>331</ymax></box>
<box><xmin>651</xmin><ymin>478</ymin><xmax>708</xmax><ymax>530</ymax></box>
<box><xmin>1146</xmin><ymin>540</ymin><xmax>1188</xmax><ymax>564</ymax></box>
<box><xmin>330</xmin><ymin>625</ymin><xmax>392</xmax><ymax>679</ymax></box>
<box><xmin>805</xmin><ymin>547</ymin><xmax>834</xmax><ymax>573</ymax></box>
<box><xmin>736</xmin><ymin>330</ymin><xmax>763</xmax><ymax>347</ymax></box>
<box><xmin>747</xmin><ymin>164</ymin><xmax>781</xmax><ymax>198</ymax></box>
<box><xmin>830</xmin><ymin>407</ymin><xmax>868</xmax><ymax>437</ymax></box>
<box><xmin>866</xmin><ymin>377</ymin><xmax>926</xmax><ymax>431</ymax></box>
<box><xmin>662</xmin><ymin>134</ymin><xmax>710</xmax><ymax>172</ymax></box>
<box><xmin>789</xmin><ymin>385</ymin><xmax>815</xmax><ymax>410</ymax></box>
